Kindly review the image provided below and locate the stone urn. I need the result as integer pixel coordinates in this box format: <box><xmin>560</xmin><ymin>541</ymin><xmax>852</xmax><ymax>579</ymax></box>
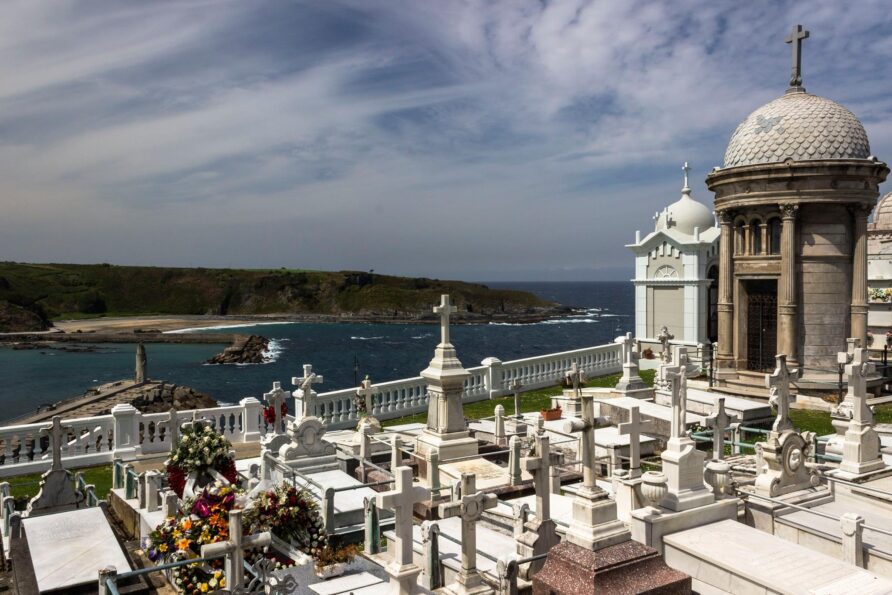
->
<box><xmin>704</xmin><ymin>460</ymin><xmax>732</xmax><ymax>497</ymax></box>
<box><xmin>639</xmin><ymin>471</ymin><xmax>668</xmax><ymax>508</ymax></box>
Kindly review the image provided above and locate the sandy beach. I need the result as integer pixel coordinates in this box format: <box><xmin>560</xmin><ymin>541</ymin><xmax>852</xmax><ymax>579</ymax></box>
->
<box><xmin>52</xmin><ymin>315</ymin><xmax>283</xmax><ymax>334</ymax></box>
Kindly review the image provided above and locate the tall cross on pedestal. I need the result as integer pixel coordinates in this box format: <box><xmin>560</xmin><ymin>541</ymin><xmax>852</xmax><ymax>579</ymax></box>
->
<box><xmin>564</xmin><ymin>394</ymin><xmax>609</xmax><ymax>492</ymax></box>
<box><xmin>566</xmin><ymin>362</ymin><xmax>585</xmax><ymax>398</ymax></box>
<box><xmin>378</xmin><ymin>466</ymin><xmax>430</xmax><ymax>594</ymax></box>
<box><xmin>766</xmin><ymin>354</ymin><xmax>795</xmax><ymax>433</ymax></box>
<box><xmin>521</xmin><ymin>433</ymin><xmax>553</xmax><ymax>521</ymax></box>
<box><xmin>705</xmin><ymin>398</ymin><xmax>738</xmax><ymax>461</ymax></box>
<box><xmin>846</xmin><ymin>348</ymin><xmax>876</xmax><ymax>425</ymax></box>
<box><xmin>433</xmin><ymin>294</ymin><xmax>457</xmax><ymax>346</ymax></box>
<box><xmin>200</xmin><ymin>508</ymin><xmax>272</xmax><ymax>592</ymax></box>
<box><xmin>292</xmin><ymin>363</ymin><xmax>323</xmax><ymax>419</ymax></box>
<box><xmin>356</xmin><ymin>375</ymin><xmax>376</xmax><ymax>417</ymax></box>
<box><xmin>618</xmin><ymin>406</ymin><xmax>656</xmax><ymax>478</ymax></box>
<box><xmin>263</xmin><ymin>381</ymin><xmax>288</xmax><ymax>434</ymax></box>
<box><xmin>666</xmin><ymin>365</ymin><xmax>688</xmax><ymax>439</ymax></box>
<box><xmin>44</xmin><ymin>416</ymin><xmax>72</xmax><ymax>471</ymax></box>
<box><xmin>439</xmin><ymin>473</ymin><xmax>498</xmax><ymax>593</ymax></box>
<box><xmin>784</xmin><ymin>24</ymin><xmax>810</xmax><ymax>89</ymax></box>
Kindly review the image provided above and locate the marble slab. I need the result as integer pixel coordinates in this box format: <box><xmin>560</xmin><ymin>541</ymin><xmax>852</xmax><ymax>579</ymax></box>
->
<box><xmin>595</xmin><ymin>396</ymin><xmax>705</xmax><ymax>437</ymax></box>
<box><xmin>655</xmin><ymin>387</ymin><xmax>773</xmax><ymax>422</ymax></box>
<box><xmin>310</xmin><ymin>571</ymin><xmax>387</xmax><ymax>594</ymax></box>
<box><xmin>439</xmin><ymin>458</ymin><xmax>508</xmax><ymax>490</ymax></box>
<box><xmin>23</xmin><ymin>507</ymin><xmax>131</xmax><ymax>592</ymax></box>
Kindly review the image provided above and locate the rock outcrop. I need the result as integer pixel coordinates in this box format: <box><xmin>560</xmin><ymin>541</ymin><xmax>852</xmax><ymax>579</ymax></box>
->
<box><xmin>0</xmin><ymin>301</ymin><xmax>51</xmax><ymax>333</ymax></box>
<box><xmin>130</xmin><ymin>383</ymin><xmax>217</xmax><ymax>413</ymax></box>
<box><xmin>205</xmin><ymin>334</ymin><xmax>269</xmax><ymax>365</ymax></box>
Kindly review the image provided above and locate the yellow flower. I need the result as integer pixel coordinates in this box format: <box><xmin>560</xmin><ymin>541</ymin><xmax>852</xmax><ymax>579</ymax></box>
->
<box><xmin>176</xmin><ymin>538</ymin><xmax>191</xmax><ymax>551</ymax></box>
<box><xmin>158</xmin><ymin>543</ymin><xmax>168</xmax><ymax>553</ymax></box>
<box><xmin>199</xmin><ymin>583</ymin><xmax>209</xmax><ymax>593</ymax></box>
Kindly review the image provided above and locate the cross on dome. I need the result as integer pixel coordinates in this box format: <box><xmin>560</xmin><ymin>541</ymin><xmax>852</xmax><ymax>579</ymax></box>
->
<box><xmin>785</xmin><ymin>24</ymin><xmax>810</xmax><ymax>90</ymax></box>
<box><xmin>682</xmin><ymin>162</ymin><xmax>691</xmax><ymax>194</ymax></box>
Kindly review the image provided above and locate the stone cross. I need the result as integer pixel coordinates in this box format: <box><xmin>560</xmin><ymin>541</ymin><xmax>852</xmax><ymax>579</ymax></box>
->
<box><xmin>619</xmin><ymin>332</ymin><xmax>637</xmax><ymax>366</ymax></box>
<box><xmin>356</xmin><ymin>375</ymin><xmax>376</xmax><ymax>417</ymax></box>
<box><xmin>658</xmin><ymin>326</ymin><xmax>675</xmax><ymax>363</ymax></box>
<box><xmin>166</xmin><ymin>407</ymin><xmax>180</xmax><ymax>447</ymax></box>
<box><xmin>682</xmin><ymin>161</ymin><xmax>690</xmax><ymax>190</ymax></box>
<box><xmin>847</xmin><ymin>348</ymin><xmax>875</xmax><ymax>424</ymax></box>
<box><xmin>438</xmin><ymin>473</ymin><xmax>498</xmax><ymax>594</ymax></box>
<box><xmin>784</xmin><ymin>24</ymin><xmax>810</xmax><ymax>88</ymax></box>
<box><xmin>705</xmin><ymin>398</ymin><xmax>738</xmax><ymax>461</ymax></box>
<box><xmin>563</xmin><ymin>394</ymin><xmax>609</xmax><ymax>492</ymax></box>
<box><xmin>666</xmin><ymin>365</ymin><xmax>688</xmax><ymax>439</ymax></box>
<box><xmin>433</xmin><ymin>294</ymin><xmax>457</xmax><ymax>346</ymax></box>
<box><xmin>378</xmin><ymin>466</ymin><xmax>430</xmax><ymax>595</ymax></box>
<box><xmin>521</xmin><ymin>434</ymin><xmax>553</xmax><ymax>521</ymax></box>
<box><xmin>200</xmin><ymin>508</ymin><xmax>271</xmax><ymax>592</ymax></box>
<box><xmin>617</xmin><ymin>406</ymin><xmax>656</xmax><ymax>478</ymax></box>
<box><xmin>263</xmin><ymin>381</ymin><xmax>288</xmax><ymax>434</ymax></box>
<box><xmin>292</xmin><ymin>363</ymin><xmax>323</xmax><ymax>419</ymax></box>
<box><xmin>511</xmin><ymin>379</ymin><xmax>523</xmax><ymax>419</ymax></box>
<box><xmin>44</xmin><ymin>416</ymin><xmax>72</xmax><ymax>471</ymax></box>
<box><xmin>566</xmin><ymin>362</ymin><xmax>585</xmax><ymax>397</ymax></box>
<box><xmin>766</xmin><ymin>354</ymin><xmax>794</xmax><ymax>433</ymax></box>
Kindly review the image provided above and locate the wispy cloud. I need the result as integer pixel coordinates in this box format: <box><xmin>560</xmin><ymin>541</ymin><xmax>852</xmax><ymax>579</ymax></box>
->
<box><xmin>0</xmin><ymin>0</ymin><xmax>890</xmax><ymax>280</ymax></box>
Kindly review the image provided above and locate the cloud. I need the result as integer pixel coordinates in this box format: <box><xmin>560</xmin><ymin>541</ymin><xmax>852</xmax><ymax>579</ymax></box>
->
<box><xmin>0</xmin><ymin>0</ymin><xmax>890</xmax><ymax>280</ymax></box>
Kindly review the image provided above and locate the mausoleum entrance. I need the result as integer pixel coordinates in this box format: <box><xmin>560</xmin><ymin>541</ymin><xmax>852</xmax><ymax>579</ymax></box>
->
<box><xmin>742</xmin><ymin>279</ymin><xmax>777</xmax><ymax>372</ymax></box>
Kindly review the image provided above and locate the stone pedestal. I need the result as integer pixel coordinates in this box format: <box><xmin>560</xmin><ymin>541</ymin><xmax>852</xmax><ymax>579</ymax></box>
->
<box><xmin>630</xmin><ymin>497</ymin><xmax>738</xmax><ymax>555</ymax></box>
<box><xmin>564</xmin><ymin>487</ymin><xmax>630</xmax><ymax>551</ymax></box>
<box><xmin>532</xmin><ymin>541</ymin><xmax>691</xmax><ymax>594</ymax></box>
<box><xmin>612</xmin><ymin>474</ymin><xmax>643</xmax><ymax>524</ymax></box>
<box><xmin>504</xmin><ymin>417</ymin><xmax>528</xmax><ymax>437</ymax></box>
<box><xmin>659</xmin><ymin>436</ymin><xmax>714</xmax><ymax>511</ymax></box>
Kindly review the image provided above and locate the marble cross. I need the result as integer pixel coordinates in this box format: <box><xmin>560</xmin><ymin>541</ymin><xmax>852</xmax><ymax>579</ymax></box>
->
<box><xmin>378</xmin><ymin>466</ymin><xmax>430</xmax><ymax>594</ymax></box>
<box><xmin>292</xmin><ymin>364</ymin><xmax>323</xmax><ymax>419</ymax></box>
<box><xmin>784</xmin><ymin>24</ymin><xmax>810</xmax><ymax>88</ymax></box>
<box><xmin>263</xmin><ymin>381</ymin><xmax>289</xmax><ymax>434</ymax></box>
<box><xmin>666</xmin><ymin>365</ymin><xmax>688</xmax><ymax>439</ymax></box>
<box><xmin>766</xmin><ymin>354</ymin><xmax>794</xmax><ymax>433</ymax></box>
<box><xmin>356</xmin><ymin>375</ymin><xmax>376</xmax><ymax>417</ymax></box>
<box><xmin>438</xmin><ymin>473</ymin><xmax>498</xmax><ymax>593</ymax></box>
<box><xmin>705</xmin><ymin>398</ymin><xmax>738</xmax><ymax>461</ymax></box>
<box><xmin>618</xmin><ymin>332</ymin><xmax>637</xmax><ymax>366</ymax></box>
<box><xmin>658</xmin><ymin>326</ymin><xmax>675</xmax><ymax>363</ymax></box>
<box><xmin>521</xmin><ymin>434</ymin><xmax>553</xmax><ymax>521</ymax></box>
<box><xmin>563</xmin><ymin>394</ymin><xmax>609</xmax><ymax>492</ymax></box>
<box><xmin>566</xmin><ymin>362</ymin><xmax>585</xmax><ymax>398</ymax></box>
<box><xmin>200</xmin><ymin>508</ymin><xmax>271</xmax><ymax>591</ymax></box>
<box><xmin>44</xmin><ymin>416</ymin><xmax>72</xmax><ymax>471</ymax></box>
<box><xmin>617</xmin><ymin>405</ymin><xmax>656</xmax><ymax>478</ymax></box>
<box><xmin>166</xmin><ymin>407</ymin><xmax>180</xmax><ymax>447</ymax></box>
<box><xmin>433</xmin><ymin>294</ymin><xmax>457</xmax><ymax>346</ymax></box>
<box><xmin>846</xmin><ymin>348</ymin><xmax>876</xmax><ymax>425</ymax></box>
<box><xmin>511</xmin><ymin>379</ymin><xmax>523</xmax><ymax>419</ymax></box>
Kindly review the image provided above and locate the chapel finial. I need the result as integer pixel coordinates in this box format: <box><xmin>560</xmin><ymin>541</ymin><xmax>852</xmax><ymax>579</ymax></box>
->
<box><xmin>682</xmin><ymin>162</ymin><xmax>691</xmax><ymax>195</ymax></box>
<box><xmin>784</xmin><ymin>24</ymin><xmax>810</xmax><ymax>92</ymax></box>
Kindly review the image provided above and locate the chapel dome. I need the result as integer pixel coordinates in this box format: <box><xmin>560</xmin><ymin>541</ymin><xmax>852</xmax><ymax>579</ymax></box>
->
<box><xmin>871</xmin><ymin>192</ymin><xmax>892</xmax><ymax>231</ymax></box>
<box><xmin>655</xmin><ymin>164</ymin><xmax>715</xmax><ymax>236</ymax></box>
<box><xmin>722</xmin><ymin>91</ymin><xmax>871</xmax><ymax>169</ymax></box>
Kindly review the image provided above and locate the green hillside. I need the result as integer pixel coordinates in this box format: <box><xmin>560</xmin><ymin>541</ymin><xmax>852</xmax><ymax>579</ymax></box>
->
<box><xmin>0</xmin><ymin>262</ymin><xmax>560</xmax><ymax>330</ymax></box>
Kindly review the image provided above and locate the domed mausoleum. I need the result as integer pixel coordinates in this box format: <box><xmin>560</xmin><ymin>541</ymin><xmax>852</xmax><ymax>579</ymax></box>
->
<box><xmin>706</xmin><ymin>26</ymin><xmax>889</xmax><ymax>384</ymax></box>
<box><xmin>868</xmin><ymin>192</ymin><xmax>892</xmax><ymax>336</ymax></box>
<box><xmin>628</xmin><ymin>163</ymin><xmax>719</xmax><ymax>346</ymax></box>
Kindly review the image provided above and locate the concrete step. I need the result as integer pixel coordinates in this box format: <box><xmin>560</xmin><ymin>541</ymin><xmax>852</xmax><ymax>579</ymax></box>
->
<box><xmin>710</xmin><ymin>383</ymin><xmax>771</xmax><ymax>400</ymax></box>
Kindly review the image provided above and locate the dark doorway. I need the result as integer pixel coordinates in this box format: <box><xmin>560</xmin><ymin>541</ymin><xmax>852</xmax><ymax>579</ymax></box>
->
<box><xmin>745</xmin><ymin>280</ymin><xmax>777</xmax><ymax>371</ymax></box>
<box><xmin>707</xmin><ymin>265</ymin><xmax>719</xmax><ymax>344</ymax></box>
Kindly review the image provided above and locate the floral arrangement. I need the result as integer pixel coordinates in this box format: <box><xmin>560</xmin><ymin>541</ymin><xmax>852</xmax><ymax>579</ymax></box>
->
<box><xmin>314</xmin><ymin>542</ymin><xmax>359</xmax><ymax>571</ymax></box>
<box><xmin>167</xmin><ymin>423</ymin><xmax>238</xmax><ymax>497</ymax></box>
<box><xmin>870</xmin><ymin>287</ymin><xmax>892</xmax><ymax>303</ymax></box>
<box><xmin>353</xmin><ymin>391</ymin><xmax>368</xmax><ymax>416</ymax></box>
<box><xmin>243</xmin><ymin>484</ymin><xmax>328</xmax><ymax>557</ymax></box>
<box><xmin>642</xmin><ymin>348</ymin><xmax>655</xmax><ymax>360</ymax></box>
<box><xmin>263</xmin><ymin>401</ymin><xmax>288</xmax><ymax>426</ymax></box>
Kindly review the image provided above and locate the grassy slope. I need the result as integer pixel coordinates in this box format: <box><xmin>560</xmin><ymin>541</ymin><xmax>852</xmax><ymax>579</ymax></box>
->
<box><xmin>0</xmin><ymin>262</ymin><xmax>554</xmax><ymax>325</ymax></box>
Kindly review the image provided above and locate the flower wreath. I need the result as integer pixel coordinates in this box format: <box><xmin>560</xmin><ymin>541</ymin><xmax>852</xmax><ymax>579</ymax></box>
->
<box><xmin>167</xmin><ymin>423</ymin><xmax>237</xmax><ymax>498</ymax></box>
<box><xmin>263</xmin><ymin>401</ymin><xmax>289</xmax><ymax>426</ymax></box>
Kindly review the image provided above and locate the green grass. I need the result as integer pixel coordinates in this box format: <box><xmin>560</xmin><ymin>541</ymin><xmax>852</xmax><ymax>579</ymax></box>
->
<box><xmin>382</xmin><ymin>369</ymin><xmax>657</xmax><ymax>427</ymax></box>
<box><xmin>6</xmin><ymin>464</ymin><xmax>113</xmax><ymax>509</ymax></box>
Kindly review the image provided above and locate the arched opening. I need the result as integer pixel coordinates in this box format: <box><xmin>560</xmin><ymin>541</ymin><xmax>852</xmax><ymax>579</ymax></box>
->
<box><xmin>750</xmin><ymin>220</ymin><xmax>762</xmax><ymax>255</ymax></box>
<box><xmin>734</xmin><ymin>221</ymin><xmax>745</xmax><ymax>255</ymax></box>
<box><xmin>707</xmin><ymin>265</ymin><xmax>719</xmax><ymax>344</ymax></box>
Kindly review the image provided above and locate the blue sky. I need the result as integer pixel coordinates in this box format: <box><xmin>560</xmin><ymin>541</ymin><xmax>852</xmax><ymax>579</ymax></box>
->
<box><xmin>1</xmin><ymin>1</ymin><xmax>891</xmax><ymax>281</ymax></box>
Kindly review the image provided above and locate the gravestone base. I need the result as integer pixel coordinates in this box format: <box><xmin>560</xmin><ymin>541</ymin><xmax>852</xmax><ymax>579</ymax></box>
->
<box><xmin>504</xmin><ymin>418</ymin><xmax>528</xmax><ymax>437</ymax></box>
<box><xmin>659</xmin><ymin>436</ymin><xmax>714</xmax><ymax>512</ymax></box>
<box><xmin>261</xmin><ymin>432</ymin><xmax>291</xmax><ymax>456</ymax></box>
<box><xmin>532</xmin><ymin>540</ymin><xmax>691</xmax><ymax>594</ymax></box>
<box><xmin>415</xmin><ymin>429</ymin><xmax>478</xmax><ymax>471</ymax></box>
<box><xmin>742</xmin><ymin>486</ymin><xmax>831</xmax><ymax>535</ymax></box>
<box><xmin>516</xmin><ymin>518</ymin><xmax>559</xmax><ymax>579</ymax></box>
<box><xmin>612</xmin><ymin>474</ymin><xmax>644</xmax><ymax>524</ymax></box>
<box><xmin>630</xmin><ymin>497</ymin><xmax>738</xmax><ymax>555</ymax></box>
<box><xmin>564</xmin><ymin>489</ymin><xmax>631</xmax><ymax>551</ymax></box>
<box><xmin>615</xmin><ymin>386</ymin><xmax>654</xmax><ymax>400</ymax></box>
<box><xmin>826</xmin><ymin>465</ymin><xmax>892</xmax><ymax>484</ymax></box>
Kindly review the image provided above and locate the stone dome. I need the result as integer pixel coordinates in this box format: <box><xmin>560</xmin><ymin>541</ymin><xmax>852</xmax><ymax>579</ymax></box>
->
<box><xmin>655</xmin><ymin>187</ymin><xmax>715</xmax><ymax>236</ymax></box>
<box><xmin>723</xmin><ymin>91</ymin><xmax>871</xmax><ymax>168</ymax></box>
<box><xmin>872</xmin><ymin>192</ymin><xmax>892</xmax><ymax>231</ymax></box>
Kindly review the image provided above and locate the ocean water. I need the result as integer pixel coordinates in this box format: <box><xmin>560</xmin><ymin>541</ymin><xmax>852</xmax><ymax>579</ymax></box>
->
<box><xmin>0</xmin><ymin>282</ymin><xmax>632</xmax><ymax>421</ymax></box>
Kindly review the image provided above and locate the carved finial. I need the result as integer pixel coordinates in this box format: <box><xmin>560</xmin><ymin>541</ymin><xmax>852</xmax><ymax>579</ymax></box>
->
<box><xmin>784</xmin><ymin>24</ymin><xmax>810</xmax><ymax>91</ymax></box>
<box><xmin>682</xmin><ymin>162</ymin><xmax>691</xmax><ymax>195</ymax></box>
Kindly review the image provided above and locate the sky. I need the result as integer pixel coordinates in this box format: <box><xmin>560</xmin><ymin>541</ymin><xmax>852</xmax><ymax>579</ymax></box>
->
<box><xmin>1</xmin><ymin>1</ymin><xmax>891</xmax><ymax>282</ymax></box>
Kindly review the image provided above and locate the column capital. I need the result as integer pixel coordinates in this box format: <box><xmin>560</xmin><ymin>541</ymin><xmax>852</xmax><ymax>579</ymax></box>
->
<box><xmin>780</xmin><ymin>203</ymin><xmax>799</xmax><ymax>219</ymax></box>
<box><xmin>847</xmin><ymin>203</ymin><xmax>873</xmax><ymax>219</ymax></box>
<box><xmin>717</xmin><ymin>210</ymin><xmax>735</xmax><ymax>225</ymax></box>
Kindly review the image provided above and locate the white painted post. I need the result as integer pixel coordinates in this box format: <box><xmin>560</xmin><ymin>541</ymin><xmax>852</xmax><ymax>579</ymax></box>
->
<box><xmin>841</xmin><ymin>512</ymin><xmax>865</xmax><ymax>568</ymax></box>
<box><xmin>111</xmin><ymin>404</ymin><xmax>141</xmax><ymax>458</ymax></box>
<box><xmin>508</xmin><ymin>436</ymin><xmax>522</xmax><ymax>486</ymax></box>
<box><xmin>145</xmin><ymin>470</ymin><xmax>160</xmax><ymax>513</ymax></box>
<box><xmin>391</xmin><ymin>435</ymin><xmax>402</xmax><ymax>471</ymax></box>
<box><xmin>494</xmin><ymin>405</ymin><xmax>506</xmax><ymax>446</ymax></box>
<box><xmin>239</xmin><ymin>397</ymin><xmax>263</xmax><ymax>441</ymax></box>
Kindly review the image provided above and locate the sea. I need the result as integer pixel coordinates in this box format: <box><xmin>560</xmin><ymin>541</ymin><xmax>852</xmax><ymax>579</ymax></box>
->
<box><xmin>0</xmin><ymin>282</ymin><xmax>632</xmax><ymax>422</ymax></box>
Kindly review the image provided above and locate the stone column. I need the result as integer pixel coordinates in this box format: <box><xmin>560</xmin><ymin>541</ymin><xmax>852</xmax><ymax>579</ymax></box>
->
<box><xmin>778</xmin><ymin>204</ymin><xmax>799</xmax><ymax>367</ymax></box>
<box><xmin>716</xmin><ymin>211</ymin><xmax>735</xmax><ymax>372</ymax></box>
<box><xmin>851</xmin><ymin>205</ymin><xmax>870</xmax><ymax>347</ymax></box>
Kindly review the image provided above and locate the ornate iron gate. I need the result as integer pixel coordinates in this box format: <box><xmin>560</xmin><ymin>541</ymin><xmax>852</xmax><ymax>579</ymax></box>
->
<box><xmin>746</xmin><ymin>292</ymin><xmax>777</xmax><ymax>371</ymax></box>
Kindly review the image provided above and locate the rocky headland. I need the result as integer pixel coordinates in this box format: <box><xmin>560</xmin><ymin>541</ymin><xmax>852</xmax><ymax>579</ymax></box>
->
<box><xmin>206</xmin><ymin>334</ymin><xmax>270</xmax><ymax>364</ymax></box>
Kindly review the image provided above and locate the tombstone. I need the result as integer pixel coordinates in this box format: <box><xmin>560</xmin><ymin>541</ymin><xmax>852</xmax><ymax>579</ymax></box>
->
<box><xmin>563</xmin><ymin>394</ymin><xmax>630</xmax><ymax>550</ymax></box>
<box><xmin>200</xmin><ymin>508</ymin><xmax>272</xmax><ymax>592</ymax></box>
<box><xmin>378</xmin><ymin>466</ymin><xmax>430</xmax><ymax>595</ymax></box>
<box><xmin>836</xmin><ymin>348</ymin><xmax>885</xmax><ymax>478</ymax></box>
<box><xmin>416</xmin><ymin>295</ymin><xmax>478</xmax><ymax>472</ymax></box>
<box><xmin>504</xmin><ymin>379</ymin><xmax>528</xmax><ymax>436</ymax></box>
<box><xmin>617</xmin><ymin>405</ymin><xmax>656</xmax><ymax>479</ymax></box>
<box><xmin>754</xmin><ymin>355</ymin><xmax>820</xmax><ymax>497</ymax></box>
<box><xmin>261</xmin><ymin>381</ymin><xmax>291</xmax><ymax>453</ymax></box>
<box><xmin>292</xmin><ymin>363</ymin><xmax>324</xmax><ymax>421</ymax></box>
<box><xmin>493</xmin><ymin>405</ymin><xmax>506</xmax><ymax>446</ymax></box>
<box><xmin>438</xmin><ymin>473</ymin><xmax>498</xmax><ymax>595</ymax></box>
<box><xmin>562</xmin><ymin>362</ymin><xmax>586</xmax><ymax>416</ymax></box>
<box><xmin>354</xmin><ymin>375</ymin><xmax>382</xmax><ymax>439</ymax></box>
<box><xmin>614</xmin><ymin>333</ymin><xmax>649</xmax><ymax>395</ymax></box>
<box><xmin>135</xmin><ymin>343</ymin><xmax>147</xmax><ymax>384</ymax></box>
<box><xmin>704</xmin><ymin>397</ymin><xmax>738</xmax><ymax>461</ymax></box>
<box><xmin>516</xmin><ymin>434</ymin><xmax>559</xmax><ymax>578</ymax></box>
<box><xmin>27</xmin><ymin>416</ymin><xmax>85</xmax><ymax>517</ymax></box>
<box><xmin>421</xmin><ymin>520</ymin><xmax>443</xmax><ymax>590</ymax></box>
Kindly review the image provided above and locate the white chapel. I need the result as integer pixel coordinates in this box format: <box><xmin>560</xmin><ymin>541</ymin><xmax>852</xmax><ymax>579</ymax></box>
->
<box><xmin>628</xmin><ymin>163</ymin><xmax>720</xmax><ymax>347</ymax></box>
